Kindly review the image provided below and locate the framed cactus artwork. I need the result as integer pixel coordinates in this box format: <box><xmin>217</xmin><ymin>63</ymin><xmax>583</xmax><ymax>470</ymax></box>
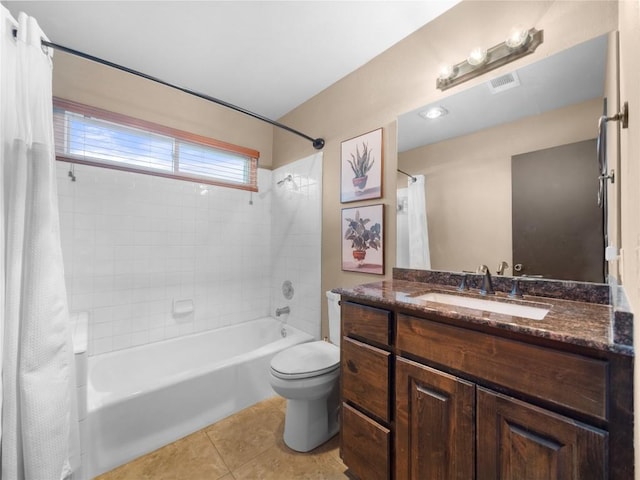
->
<box><xmin>340</xmin><ymin>128</ymin><xmax>383</xmax><ymax>203</ymax></box>
<box><xmin>341</xmin><ymin>203</ymin><xmax>384</xmax><ymax>275</ymax></box>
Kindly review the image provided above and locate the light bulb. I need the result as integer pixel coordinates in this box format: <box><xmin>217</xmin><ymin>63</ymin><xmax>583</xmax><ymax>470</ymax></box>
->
<box><xmin>506</xmin><ymin>28</ymin><xmax>529</xmax><ymax>49</ymax></box>
<box><xmin>467</xmin><ymin>47</ymin><xmax>487</xmax><ymax>66</ymax></box>
<box><xmin>438</xmin><ymin>64</ymin><xmax>456</xmax><ymax>81</ymax></box>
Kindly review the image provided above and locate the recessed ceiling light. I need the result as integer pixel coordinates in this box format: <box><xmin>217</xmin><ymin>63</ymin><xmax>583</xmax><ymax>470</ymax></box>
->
<box><xmin>419</xmin><ymin>106</ymin><xmax>449</xmax><ymax>120</ymax></box>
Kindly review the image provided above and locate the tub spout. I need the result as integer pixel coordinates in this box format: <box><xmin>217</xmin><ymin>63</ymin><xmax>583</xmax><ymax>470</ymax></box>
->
<box><xmin>276</xmin><ymin>306</ymin><xmax>290</xmax><ymax>317</ymax></box>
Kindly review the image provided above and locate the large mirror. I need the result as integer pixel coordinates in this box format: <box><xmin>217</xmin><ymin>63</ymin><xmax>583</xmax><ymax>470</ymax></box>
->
<box><xmin>396</xmin><ymin>33</ymin><xmax>619</xmax><ymax>284</ymax></box>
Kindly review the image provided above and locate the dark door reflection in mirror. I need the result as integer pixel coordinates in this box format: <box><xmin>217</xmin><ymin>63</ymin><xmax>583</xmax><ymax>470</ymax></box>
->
<box><xmin>397</xmin><ymin>33</ymin><xmax>617</xmax><ymax>284</ymax></box>
<box><xmin>512</xmin><ymin>139</ymin><xmax>604</xmax><ymax>283</ymax></box>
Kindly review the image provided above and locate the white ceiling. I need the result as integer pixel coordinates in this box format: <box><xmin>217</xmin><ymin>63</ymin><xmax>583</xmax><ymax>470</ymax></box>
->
<box><xmin>3</xmin><ymin>0</ymin><xmax>461</xmax><ymax>119</ymax></box>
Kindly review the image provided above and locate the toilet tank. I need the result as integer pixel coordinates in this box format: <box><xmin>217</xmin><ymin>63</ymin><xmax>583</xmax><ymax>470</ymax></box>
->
<box><xmin>326</xmin><ymin>291</ymin><xmax>341</xmax><ymax>345</ymax></box>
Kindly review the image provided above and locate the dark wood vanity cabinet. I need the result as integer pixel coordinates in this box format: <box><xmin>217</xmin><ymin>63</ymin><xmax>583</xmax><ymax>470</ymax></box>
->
<box><xmin>396</xmin><ymin>356</ymin><xmax>608</xmax><ymax>480</ymax></box>
<box><xmin>395</xmin><ymin>313</ymin><xmax>630</xmax><ymax>480</ymax></box>
<box><xmin>340</xmin><ymin>299</ymin><xmax>633</xmax><ymax>480</ymax></box>
<box><xmin>340</xmin><ymin>301</ymin><xmax>393</xmax><ymax>480</ymax></box>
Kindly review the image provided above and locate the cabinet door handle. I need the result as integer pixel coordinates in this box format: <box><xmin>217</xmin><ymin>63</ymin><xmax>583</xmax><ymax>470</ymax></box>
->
<box><xmin>347</xmin><ymin>359</ymin><xmax>359</xmax><ymax>373</ymax></box>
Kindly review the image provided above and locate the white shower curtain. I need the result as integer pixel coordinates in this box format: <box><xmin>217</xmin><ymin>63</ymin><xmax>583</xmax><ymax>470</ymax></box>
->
<box><xmin>1</xmin><ymin>7</ymin><xmax>79</xmax><ymax>479</ymax></box>
<box><xmin>407</xmin><ymin>175</ymin><xmax>431</xmax><ymax>269</ymax></box>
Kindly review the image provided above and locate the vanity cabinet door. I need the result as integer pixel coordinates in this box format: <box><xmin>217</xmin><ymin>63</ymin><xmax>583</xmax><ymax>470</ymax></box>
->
<box><xmin>477</xmin><ymin>387</ymin><xmax>608</xmax><ymax>480</ymax></box>
<box><xmin>395</xmin><ymin>357</ymin><xmax>475</xmax><ymax>480</ymax></box>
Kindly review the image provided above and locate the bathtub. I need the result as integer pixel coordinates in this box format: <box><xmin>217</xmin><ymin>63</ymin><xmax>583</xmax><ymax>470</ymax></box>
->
<box><xmin>86</xmin><ymin>317</ymin><xmax>313</xmax><ymax>478</ymax></box>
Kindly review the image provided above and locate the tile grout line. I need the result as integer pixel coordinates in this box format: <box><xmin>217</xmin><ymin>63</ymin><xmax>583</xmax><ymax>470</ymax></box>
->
<box><xmin>201</xmin><ymin>429</ymin><xmax>233</xmax><ymax>479</ymax></box>
<box><xmin>206</xmin><ymin>406</ymin><xmax>285</xmax><ymax>475</ymax></box>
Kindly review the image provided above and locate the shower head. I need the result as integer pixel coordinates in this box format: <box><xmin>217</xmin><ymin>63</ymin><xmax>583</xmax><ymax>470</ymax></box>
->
<box><xmin>277</xmin><ymin>174</ymin><xmax>293</xmax><ymax>186</ymax></box>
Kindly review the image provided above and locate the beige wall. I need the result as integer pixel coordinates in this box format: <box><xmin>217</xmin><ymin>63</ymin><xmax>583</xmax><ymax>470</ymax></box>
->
<box><xmin>273</xmin><ymin>0</ymin><xmax>617</xmax><ymax>335</ymax></box>
<box><xmin>399</xmin><ymin>99</ymin><xmax>602</xmax><ymax>274</ymax></box>
<box><xmin>52</xmin><ymin>52</ymin><xmax>274</xmax><ymax>167</ymax></box>
<box><xmin>618</xmin><ymin>0</ymin><xmax>640</xmax><ymax>474</ymax></box>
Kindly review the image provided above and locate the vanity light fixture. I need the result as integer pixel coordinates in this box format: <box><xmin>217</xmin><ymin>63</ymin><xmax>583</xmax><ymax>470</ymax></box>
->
<box><xmin>419</xmin><ymin>106</ymin><xmax>449</xmax><ymax>120</ymax></box>
<box><xmin>437</xmin><ymin>27</ymin><xmax>543</xmax><ymax>91</ymax></box>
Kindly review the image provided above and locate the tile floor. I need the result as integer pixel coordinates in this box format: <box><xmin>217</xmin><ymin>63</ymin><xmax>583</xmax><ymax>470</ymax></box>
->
<box><xmin>95</xmin><ymin>396</ymin><xmax>350</xmax><ymax>480</ymax></box>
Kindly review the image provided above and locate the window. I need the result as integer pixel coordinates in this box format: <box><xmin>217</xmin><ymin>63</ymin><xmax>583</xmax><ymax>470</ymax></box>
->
<box><xmin>53</xmin><ymin>98</ymin><xmax>259</xmax><ymax>191</ymax></box>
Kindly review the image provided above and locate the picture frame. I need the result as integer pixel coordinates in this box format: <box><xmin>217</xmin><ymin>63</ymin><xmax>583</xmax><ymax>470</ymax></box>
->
<box><xmin>340</xmin><ymin>128</ymin><xmax>383</xmax><ymax>203</ymax></box>
<box><xmin>341</xmin><ymin>203</ymin><xmax>384</xmax><ymax>275</ymax></box>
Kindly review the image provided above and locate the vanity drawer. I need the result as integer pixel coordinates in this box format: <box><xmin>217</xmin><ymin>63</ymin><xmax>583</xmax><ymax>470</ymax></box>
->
<box><xmin>342</xmin><ymin>301</ymin><xmax>392</xmax><ymax>346</ymax></box>
<box><xmin>342</xmin><ymin>336</ymin><xmax>391</xmax><ymax>422</ymax></box>
<box><xmin>397</xmin><ymin>314</ymin><xmax>608</xmax><ymax>422</ymax></box>
<box><xmin>341</xmin><ymin>402</ymin><xmax>390</xmax><ymax>480</ymax></box>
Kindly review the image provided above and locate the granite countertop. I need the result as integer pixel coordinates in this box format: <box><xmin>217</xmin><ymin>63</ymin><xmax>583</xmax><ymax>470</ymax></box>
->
<box><xmin>335</xmin><ymin>278</ymin><xmax>633</xmax><ymax>356</ymax></box>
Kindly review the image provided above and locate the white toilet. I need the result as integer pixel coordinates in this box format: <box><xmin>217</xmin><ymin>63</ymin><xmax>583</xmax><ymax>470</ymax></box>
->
<box><xmin>269</xmin><ymin>291</ymin><xmax>341</xmax><ymax>452</ymax></box>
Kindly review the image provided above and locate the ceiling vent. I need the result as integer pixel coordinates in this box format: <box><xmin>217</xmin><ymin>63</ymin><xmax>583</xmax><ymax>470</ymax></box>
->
<box><xmin>488</xmin><ymin>71</ymin><xmax>520</xmax><ymax>94</ymax></box>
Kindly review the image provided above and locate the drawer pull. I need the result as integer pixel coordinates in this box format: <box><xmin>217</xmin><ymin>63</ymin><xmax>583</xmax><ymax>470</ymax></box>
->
<box><xmin>347</xmin><ymin>359</ymin><xmax>359</xmax><ymax>373</ymax></box>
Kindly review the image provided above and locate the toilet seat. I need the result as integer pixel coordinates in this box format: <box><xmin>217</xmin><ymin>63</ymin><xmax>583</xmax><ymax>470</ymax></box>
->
<box><xmin>270</xmin><ymin>341</ymin><xmax>339</xmax><ymax>380</ymax></box>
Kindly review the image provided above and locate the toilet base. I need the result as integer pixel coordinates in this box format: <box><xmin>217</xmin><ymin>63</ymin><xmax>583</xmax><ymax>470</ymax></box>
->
<box><xmin>283</xmin><ymin>385</ymin><xmax>340</xmax><ymax>452</ymax></box>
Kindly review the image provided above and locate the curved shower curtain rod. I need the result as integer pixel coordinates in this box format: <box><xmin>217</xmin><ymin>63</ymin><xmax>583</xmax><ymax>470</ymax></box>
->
<box><xmin>397</xmin><ymin>169</ymin><xmax>417</xmax><ymax>183</ymax></box>
<box><xmin>12</xmin><ymin>29</ymin><xmax>325</xmax><ymax>150</ymax></box>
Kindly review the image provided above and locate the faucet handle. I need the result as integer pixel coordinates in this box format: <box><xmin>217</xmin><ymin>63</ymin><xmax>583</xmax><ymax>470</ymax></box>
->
<box><xmin>509</xmin><ymin>278</ymin><xmax>523</xmax><ymax>298</ymax></box>
<box><xmin>457</xmin><ymin>274</ymin><xmax>469</xmax><ymax>292</ymax></box>
<box><xmin>496</xmin><ymin>261</ymin><xmax>510</xmax><ymax>275</ymax></box>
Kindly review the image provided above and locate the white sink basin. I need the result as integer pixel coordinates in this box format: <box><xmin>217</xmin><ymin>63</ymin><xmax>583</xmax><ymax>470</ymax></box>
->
<box><xmin>414</xmin><ymin>292</ymin><xmax>550</xmax><ymax>320</ymax></box>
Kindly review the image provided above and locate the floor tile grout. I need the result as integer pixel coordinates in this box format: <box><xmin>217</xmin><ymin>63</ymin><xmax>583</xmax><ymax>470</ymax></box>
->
<box><xmin>206</xmin><ymin>402</ymin><xmax>283</xmax><ymax>473</ymax></box>
<box><xmin>202</xmin><ymin>432</ymin><xmax>232</xmax><ymax>479</ymax></box>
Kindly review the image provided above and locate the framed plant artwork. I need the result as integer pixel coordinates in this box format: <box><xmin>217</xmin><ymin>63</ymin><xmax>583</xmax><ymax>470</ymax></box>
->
<box><xmin>341</xmin><ymin>204</ymin><xmax>384</xmax><ymax>274</ymax></box>
<box><xmin>340</xmin><ymin>128</ymin><xmax>383</xmax><ymax>203</ymax></box>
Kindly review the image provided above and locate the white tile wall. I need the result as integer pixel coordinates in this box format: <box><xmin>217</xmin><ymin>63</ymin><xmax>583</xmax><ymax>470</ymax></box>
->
<box><xmin>270</xmin><ymin>153</ymin><xmax>323</xmax><ymax>339</ymax></box>
<box><xmin>57</xmin><ymin>162</ymin><xmax>273</xmax><ymax>355</ymax></box>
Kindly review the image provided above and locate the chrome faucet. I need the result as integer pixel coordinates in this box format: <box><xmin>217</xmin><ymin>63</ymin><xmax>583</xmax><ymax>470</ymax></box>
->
<box><xmin>275</xmin><ymin>306</ymin><xmax>290</xmax><ymax>317</ymax></box>
<box><xmin>477</xmin><ymin>265</ymin><xmax>494</xmax><ymax>295</ymax></box>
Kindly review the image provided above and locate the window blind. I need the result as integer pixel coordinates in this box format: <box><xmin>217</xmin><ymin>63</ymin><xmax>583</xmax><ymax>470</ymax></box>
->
<box><xmin>53</xmin><ymin>97</ymin><xmax>259</xmax><ymax>191</ymax></box>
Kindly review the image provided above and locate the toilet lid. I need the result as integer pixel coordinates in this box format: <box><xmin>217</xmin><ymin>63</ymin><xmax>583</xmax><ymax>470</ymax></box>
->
<box><xmin>271</xmin><ymin>341</ymin><xmax>340</xmax><ymax>379</ymax></box>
